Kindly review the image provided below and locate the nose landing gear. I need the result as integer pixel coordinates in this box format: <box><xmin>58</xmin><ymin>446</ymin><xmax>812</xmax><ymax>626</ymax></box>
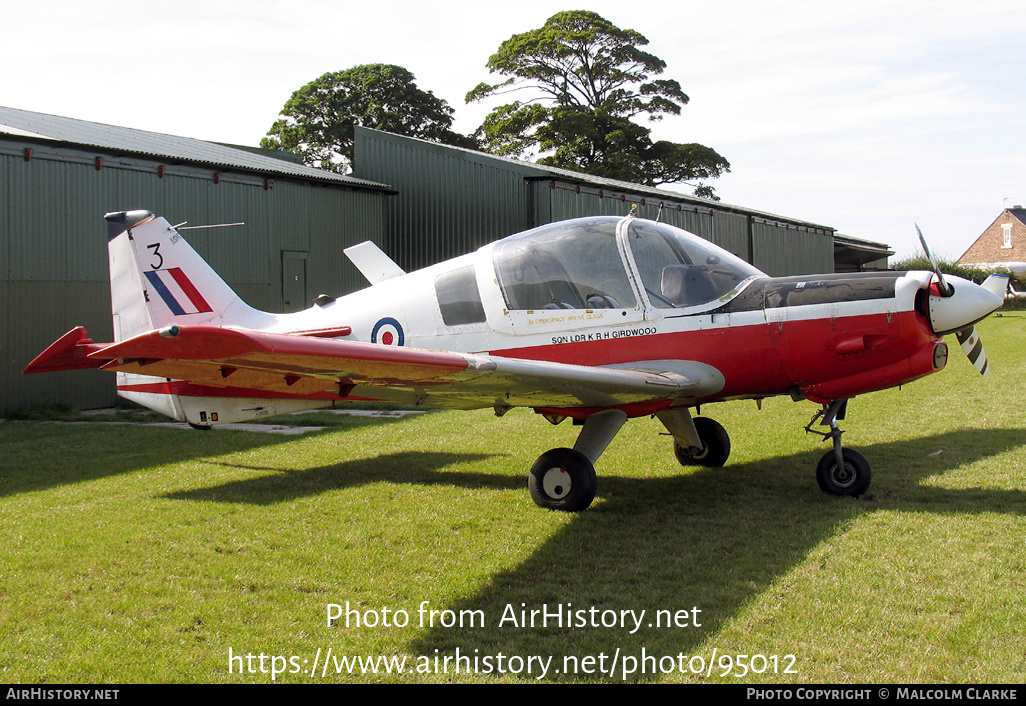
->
<box><xmin>806</xmin><ymin>400</ymin><xmax>871</xmax><ymax>497</ymax></box>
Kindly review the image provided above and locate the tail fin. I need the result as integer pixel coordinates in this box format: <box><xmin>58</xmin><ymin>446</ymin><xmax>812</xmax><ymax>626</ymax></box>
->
<box><xmin>106</xmin><ymin>210</ymin><xmax>261</xmax><ymax>342</ymax></box>
<box><xmin>106</xmin><ymin>211</ymin><xmax>270</xmax><ymax>423</ymax></box>
<box><xmin>981</xmin><ymin>273</ymin><xmax>1010</xmax><ymax>300</ymax></box>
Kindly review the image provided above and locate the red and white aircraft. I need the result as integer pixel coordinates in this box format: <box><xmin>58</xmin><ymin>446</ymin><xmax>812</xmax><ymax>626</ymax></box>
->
<box><xmin>25</xmin><ymin>210</ymin><xmax>1004</xmax><ymax>511</ymax></box>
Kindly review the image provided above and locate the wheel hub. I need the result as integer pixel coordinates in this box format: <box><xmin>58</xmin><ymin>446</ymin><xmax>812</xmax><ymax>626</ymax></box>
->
<box><xmin>541</xmin><ymin>466</ymin><xmax>571</xmax><ymax>499</ymax></box>
<box><xmin>831</xmin><ymin>462</ymin><xmax>855</xmax><ymax>488</ymax></box>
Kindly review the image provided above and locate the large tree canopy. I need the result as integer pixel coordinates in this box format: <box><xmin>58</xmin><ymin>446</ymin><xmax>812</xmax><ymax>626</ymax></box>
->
<box><xmin>263</xmin><ymin>64</ymin><xmax>475</xmax><ymax>173</ymax></box>
<box><xmin>467</xmin><ymin>11</ymin><xmax>729</xmax><ymax>198</ymax></box>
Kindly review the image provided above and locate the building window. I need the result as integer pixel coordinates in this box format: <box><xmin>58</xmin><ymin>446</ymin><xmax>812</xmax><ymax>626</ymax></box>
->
<box><xmin>1002</xmin><ymin>224</ymin><xmax>1012</xmax><ymax>249</ymax></box>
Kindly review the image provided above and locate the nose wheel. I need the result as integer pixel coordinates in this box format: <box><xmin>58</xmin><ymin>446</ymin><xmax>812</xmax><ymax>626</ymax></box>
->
<box><xmin>806</xmin><ymin>401</ymin><xmax>872</xmax><ymax>497</ymax></box>
<box><xmin>815</xmin><ymin>447</ymin><xmax>871</xmax><ymax>496</ymax></box>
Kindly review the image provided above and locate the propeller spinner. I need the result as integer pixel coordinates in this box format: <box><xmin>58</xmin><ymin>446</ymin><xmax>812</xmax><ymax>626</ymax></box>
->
<box><xmin>916</xmin><ymin>224</ymin><xmax>1002</xmax><ymax>376</ymax></box>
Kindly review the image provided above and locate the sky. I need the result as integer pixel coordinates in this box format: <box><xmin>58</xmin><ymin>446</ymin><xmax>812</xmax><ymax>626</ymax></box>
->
<box><xmin>3</xmin><ymin>0</ymin><xmax>1023</xmax><ymax>261</ymax></box>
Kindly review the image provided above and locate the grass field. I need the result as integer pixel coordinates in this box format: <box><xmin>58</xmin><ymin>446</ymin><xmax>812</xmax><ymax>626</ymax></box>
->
<box><xmin>1</xmin><ymin>314</ymin><xmax>1024</xmax><ymax>683</ymax></box>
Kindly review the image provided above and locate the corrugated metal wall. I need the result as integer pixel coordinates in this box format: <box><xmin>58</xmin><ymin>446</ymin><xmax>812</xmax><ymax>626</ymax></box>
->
<box><xmin>538</xmin><ymin>180</ymin><xmax>754</xmax><ymax>261</ymax></box>
<box><xmin>1</xmin><ymin>140</ymin><xmax>388</xmax><ymax>414</ymax></box>
<box><xmin>355</xmin><ymin>129</ymin><xmax>533</xmax><ymax>272</ymax></box>
<box><xmin>751</xmin><ymin>217</ymin><xmax>834</xmax><ymax>276</ymax></box>
<box><xmin>354</xmin><ymin>128</ymin><xmax>835</xmax><ymax>279</ymax></box>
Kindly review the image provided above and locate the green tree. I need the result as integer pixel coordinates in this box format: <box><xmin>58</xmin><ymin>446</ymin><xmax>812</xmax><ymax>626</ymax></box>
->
<box><xmin>263</xmin><ymin>64</ymin><xmax>475</xmax><ymax>173</ymax></box>
<box><xmin>468</xmin><ymin>11</ymin><xmax>729</xmax><ymax>198</ymax></box>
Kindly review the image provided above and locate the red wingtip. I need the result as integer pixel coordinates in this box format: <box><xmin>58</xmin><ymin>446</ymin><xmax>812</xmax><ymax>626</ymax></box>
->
<box><xmin>22</xmin><ymin>327</ymin><xmax>114</xmax><ymax>374</ymax></box>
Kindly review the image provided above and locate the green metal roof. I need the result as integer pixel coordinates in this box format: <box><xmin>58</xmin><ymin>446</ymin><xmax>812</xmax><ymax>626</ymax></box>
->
<box><xmin>0</xmin><ymin>106</ymin><xmax>393</xmax><ymax>192</ymax></box>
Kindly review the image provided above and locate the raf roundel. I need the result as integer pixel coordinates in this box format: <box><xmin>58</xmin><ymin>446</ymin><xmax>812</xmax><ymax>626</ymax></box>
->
<box><xmin>371</xmin><ymin>317</ymin><xmax>405</xmax><ymax>347</ymax></box>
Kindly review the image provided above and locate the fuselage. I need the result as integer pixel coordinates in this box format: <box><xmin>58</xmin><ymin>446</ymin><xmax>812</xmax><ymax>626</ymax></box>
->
<box><xmin>146</xmin><ymin>216</ymin><xmax>954</xmax><ymax>419</ymax></box>
<box><xmin>26</xmin><ymin>211</ymin><xmax>1001</xmax><ymax>431</ymax></box>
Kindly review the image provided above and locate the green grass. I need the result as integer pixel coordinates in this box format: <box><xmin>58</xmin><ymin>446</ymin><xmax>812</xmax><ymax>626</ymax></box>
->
<box><xmin>1</xmin><ymin>314</ymin><xmax>1024</xmax><ymax>683</ymax></box>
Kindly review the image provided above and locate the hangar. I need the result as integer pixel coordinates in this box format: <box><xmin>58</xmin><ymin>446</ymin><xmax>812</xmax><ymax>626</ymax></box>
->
<box><xmin>0</xmin><ymin>106</ymin><xmax>393</xmax><ymax>414</ymax></box>
<box><xmin>352</xmin><ymin>126</ymin><xmax>889</xmax><ymax>277</ymax></box>
<box><xmin>2</xmin><ymin>110</ymin><xmax>890</xmax><ymax>415</ymax></box>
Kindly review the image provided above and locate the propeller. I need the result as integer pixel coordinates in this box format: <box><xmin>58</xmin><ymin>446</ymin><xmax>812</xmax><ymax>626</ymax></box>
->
<box><xmin>916</xmin><ymin>222</ymin><xmax>953</xmax><ymax>297</ymax></box>
<box><xmin>915</xmin><ymin>223</ymin><xmax>997</xmax><ymax>376</ymax></box>
<box><xmin>956</xmin><ymin>326</ymin><xmax>989</xmax><ymax>376</ymax></box>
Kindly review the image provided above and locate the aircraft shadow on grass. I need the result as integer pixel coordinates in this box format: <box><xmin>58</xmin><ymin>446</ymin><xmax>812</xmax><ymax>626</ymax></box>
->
<box><xmin>165</xmin><ymin>426</ymin><xmax>1026</xmax><ymax>513</ymax></box>
<box><xmin>0</xmin><ymin>424</ymin><xmax>283</xmax><ymax>497</ymax></box>
<box><xmin>164</xmin><ymin>450</ymin><xmax>507</xmax><ymax>505</ymax></box>
<box><xmin>0</xmin><ymin>413</ymin><xmax>414</xmax><ymax>498</ymax></box>
<box><xmin>398</xmin><ymin>426</ymin><xmax>1025</xmax><ymax>682</ymax></box>
<box><xmin>158</xmin><ymin>423</ymin><xmax>1026</xmax><ymax>682</ymax></box>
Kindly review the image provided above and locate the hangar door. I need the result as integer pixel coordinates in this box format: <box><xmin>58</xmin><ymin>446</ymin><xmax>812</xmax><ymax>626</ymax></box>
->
<box><xmin>282</xmin><ymin>250</ymin><xmax>308</xmax><ymax>312</ymax></box>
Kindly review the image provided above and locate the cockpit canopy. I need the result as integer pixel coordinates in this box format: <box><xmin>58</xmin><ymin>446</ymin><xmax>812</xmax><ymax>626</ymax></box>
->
<box><xmin>493</xmin><ymin>216</ymin><xmax>764</xmax><ymax>312</ymax></box>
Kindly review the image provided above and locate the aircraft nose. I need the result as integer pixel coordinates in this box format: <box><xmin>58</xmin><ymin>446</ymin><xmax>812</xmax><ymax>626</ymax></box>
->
<box><xmin>927</xmin><ymin>275</ymin><xmax>1004</xmax><ymax>335</ymax></box>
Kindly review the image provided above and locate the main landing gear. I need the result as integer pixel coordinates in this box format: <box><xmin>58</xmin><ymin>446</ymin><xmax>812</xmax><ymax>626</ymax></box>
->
<box><xmin>528</xmin><ymin>409</ymin><xmax>626</xmax><ymax>512</ymax></box>
<box><xmin>529</xmin><ymin>407</ymin><xmax>735</xmax><ymax>512</ymax></box>
<box><xmin>657</xmin><ymin>408</ymin><xmax>731</xmax><ymax>469</ymax></box>
<box><xmin>805</xmin><ymin>400</ymin><xmax>871</xmax><ymax>497</ymax></box>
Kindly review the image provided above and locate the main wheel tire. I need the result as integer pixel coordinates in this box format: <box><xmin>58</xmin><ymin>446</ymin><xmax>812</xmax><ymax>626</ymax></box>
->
<box><xmin>816</xmin><ymin>448</ymin><xmax>871</xmax><ymax>496</ymax></box>
<box><xmin>673</xmin><ymin>417</ymin><xmax>731</xmax><ymax>467</ymax></box>
<box><xmin>528</xmin><ymin>448</ymin><xmax>597</xmax><ymax>512</ymax></box>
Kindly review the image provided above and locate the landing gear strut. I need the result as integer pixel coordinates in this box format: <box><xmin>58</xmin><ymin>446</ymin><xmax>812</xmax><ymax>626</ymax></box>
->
<box><xmin>673</xmin><ymin>417</ymin><xmax>730</xmax><ymax>467</ymax></box>
<box><xmin>528</xmin><ymin>409</ymin><xmax>627</xmax><ymax>512</ymax></box>
<box><xmin>657</xmin><ymin>408</ymin><xmax>731</xmax><ymax>468</ymax></box>
<box><xmin>805</xmin><ymin>400</ymin><xmax>871</xmax><ymax>496</ymax></box>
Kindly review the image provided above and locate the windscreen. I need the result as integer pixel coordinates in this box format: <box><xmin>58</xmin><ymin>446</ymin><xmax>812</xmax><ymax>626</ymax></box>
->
<box><xmin>493</xmin><ymin>217</ymin><xmax>637</xmax><ymax>310</ymax></box>
<box><xmin>626</xmin><ymin>219</ymin><xmax>764</xmax><ymax>308</ymax></box>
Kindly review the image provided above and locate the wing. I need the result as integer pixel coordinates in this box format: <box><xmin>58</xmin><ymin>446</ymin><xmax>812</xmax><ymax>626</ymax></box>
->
<box><xmin>51</xmin><ymin>325</ymin><xmax>724</xmax><ymax>411</ymax></box>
